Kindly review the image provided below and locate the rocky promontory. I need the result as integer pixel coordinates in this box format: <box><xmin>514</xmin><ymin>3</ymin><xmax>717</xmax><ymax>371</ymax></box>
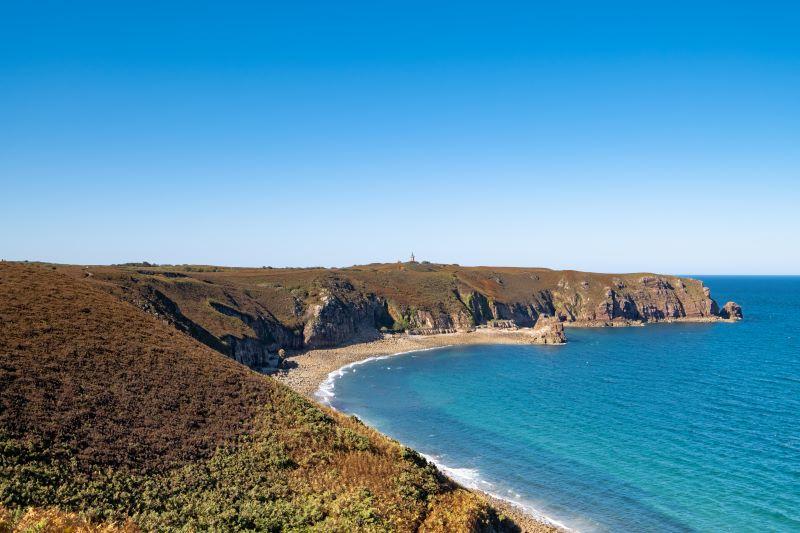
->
<box><xmin>66</xmin><ymin>262</ymin><xmax>741</xmax><ymax>371</ymax></box>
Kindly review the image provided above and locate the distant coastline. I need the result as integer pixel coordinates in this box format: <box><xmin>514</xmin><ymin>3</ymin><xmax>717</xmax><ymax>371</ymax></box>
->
<box><xmin>54</xmin><ymin>262</ymin><xmax>739</xmax><ymax>375</ymax></box>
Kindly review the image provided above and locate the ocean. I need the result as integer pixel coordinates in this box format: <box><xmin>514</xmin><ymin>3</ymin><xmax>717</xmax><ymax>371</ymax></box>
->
<box><xmin>321</xmin><ymin>277</ymin><xmax>800</xmax><ymax>531</ymax></box>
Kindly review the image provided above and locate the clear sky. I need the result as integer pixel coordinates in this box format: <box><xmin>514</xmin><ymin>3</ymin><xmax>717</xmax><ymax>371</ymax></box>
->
<box><xmin>2</xmin><ymin>2</ymin><xmax>798</xmax><ymax>273</ymax></box>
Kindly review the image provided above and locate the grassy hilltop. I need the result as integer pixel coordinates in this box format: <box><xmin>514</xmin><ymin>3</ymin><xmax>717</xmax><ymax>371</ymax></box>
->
<box><xmin>0</xmin><ymin>263</ymin><xmax>520</xmax><ymax>532</ymax></box>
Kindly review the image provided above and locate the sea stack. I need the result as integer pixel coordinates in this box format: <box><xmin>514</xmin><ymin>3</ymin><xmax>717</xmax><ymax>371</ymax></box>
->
<box><xmin>718</xmin><ymin>301</ymin><xmax>744</xmax><ymax>320</ymax></box>
<box><xmin>530</xmin><ymin>316</ymin><xmax>567</xmax><ymax>344</ymax></box>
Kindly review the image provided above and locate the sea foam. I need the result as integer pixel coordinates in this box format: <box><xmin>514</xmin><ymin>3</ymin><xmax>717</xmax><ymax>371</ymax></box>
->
<box><xmin>315</xmin><ymin>345</ymin><xmax>451</xmax><ymax>406</ymax></box>
<box><xmin>314</xmin><ymin>344</ymin><xmax>571</xmax><ymax>531</ymax></box>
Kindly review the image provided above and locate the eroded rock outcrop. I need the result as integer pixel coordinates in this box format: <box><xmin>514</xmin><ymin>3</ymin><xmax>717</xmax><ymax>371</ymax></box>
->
<box><xmin>528</xmin><ymin>316</ymin><xmax>566</xmax><ymax>344</ymax></box>
<box><xmin>302</xmin><ymin>291</ymin><xmax>389</xmax><ymax>348</ymax></box>
<box><xmin>209</xmin><ymin>301</ymin><xmax>299</xmax><ymax>368</ymax></box>
<box><xmin>486</xmin><ymin>319</ymin><xmax>517</xmax><ymax>329</ymax></box>
<box><xmin>718</xmin><ymin>301</ymin><xmax>743</xmax><ymax>320</ymax></box>
<box><xmin>406</xmin><ymin>306</ymin><xmax>473</xmax><ymax>335</ymax></box>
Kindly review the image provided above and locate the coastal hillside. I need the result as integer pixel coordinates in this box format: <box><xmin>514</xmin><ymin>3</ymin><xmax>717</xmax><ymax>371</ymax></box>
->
<box><xmin>60</xmin><ymin>262</ymin><xmax>733</xmax><ymax>370</ymax></box>
<box><xmin>0</xmin><ymin>263</ymin><xmax>522</xmax><ymax>532</ymax></box>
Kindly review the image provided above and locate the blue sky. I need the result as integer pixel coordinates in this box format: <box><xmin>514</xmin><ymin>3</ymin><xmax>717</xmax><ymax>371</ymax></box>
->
<box><xmin>2</xmin><ymin>2</ymin><xmax>798</xmax><ymax>273</ymax></box>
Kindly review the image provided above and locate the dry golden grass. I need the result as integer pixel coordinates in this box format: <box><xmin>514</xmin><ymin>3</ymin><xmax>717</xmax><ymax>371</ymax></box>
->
<box><xmin>0</xmin><ymin>506</ymin><xmax>137</xmax><ymax>533</ymax></box>
<box><xmin>421</xmin><ymin>490</ymin><xmax>505</xmax><ymax>533</ymax></box>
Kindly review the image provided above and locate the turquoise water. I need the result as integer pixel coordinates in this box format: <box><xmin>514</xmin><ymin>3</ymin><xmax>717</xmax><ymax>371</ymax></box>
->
<box><xmin>324</xmin><ymin>277</ymin><xmax>800</xmax><ymax>531</ymax></box>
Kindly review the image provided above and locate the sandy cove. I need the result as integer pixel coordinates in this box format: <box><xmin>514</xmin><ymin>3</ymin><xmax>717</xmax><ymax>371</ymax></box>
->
<box><xmin>274</xmin><ymin>328</ymin><xmax>564</xmax><ymax>532</ymax></box>
<box><xmin>274</xmin><ymin>328</ymin><xmax>553</xmax><ymax>397</ymax></box>
<box><xmin>274</xmin><ymin>317</ymin><xmax>727</xmax><ymax>397</ymax></box>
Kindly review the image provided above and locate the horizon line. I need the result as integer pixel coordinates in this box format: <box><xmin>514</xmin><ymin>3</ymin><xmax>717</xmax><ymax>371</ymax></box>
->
<box><xmin>4</xmin><ymin>259</ymin><xmax>798</xmax><ymax>277</ymax></box>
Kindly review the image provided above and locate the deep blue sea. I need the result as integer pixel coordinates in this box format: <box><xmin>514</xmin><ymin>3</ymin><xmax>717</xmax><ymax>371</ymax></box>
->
<box><xmin>322</xmin><ymin>277</ymin><xmax>800</xmax><ymax>532</ymax></box>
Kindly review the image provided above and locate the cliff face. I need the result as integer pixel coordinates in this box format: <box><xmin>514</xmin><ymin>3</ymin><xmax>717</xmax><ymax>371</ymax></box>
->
<box><xmin>452</xmin><ymin>273</ymin><xmax>719</xmax><ymax>329</ymax></box>
<box><xmin>302</xmin><ymin>288</ymin><xmax>391</xmax><ymax>348</ymax></box>
<box><xmin>72</xmin><ymin>263</ymin><xmax>734</xmax><ymax>370</ymax></box>
<box><xmin>548</xmin><ymin>275</ymin><xmax>719</xmax><ymax>324</ymax></box>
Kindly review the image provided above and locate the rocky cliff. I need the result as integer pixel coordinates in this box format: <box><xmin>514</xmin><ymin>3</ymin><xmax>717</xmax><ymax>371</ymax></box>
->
<box><xmin>71</xmin><ymin>262</ymin><xmax>739</xmax><ymax>371</ymax></box>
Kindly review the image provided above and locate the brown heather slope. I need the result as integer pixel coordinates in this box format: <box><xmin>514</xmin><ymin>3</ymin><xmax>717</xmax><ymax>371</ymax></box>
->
<box><xmin>0</xmin><ymin>264</ymin><xmax>271</xmax><ymax>472</ymax></box>
<box><xmin>59</xmin><ymin>262</ymin><xmax>730</xmax><ymax>371</ymax></box>
<box><xmin>0</xmin><ymin>263</ymin><xmax>523</xmax><ymax>532</ymax></box>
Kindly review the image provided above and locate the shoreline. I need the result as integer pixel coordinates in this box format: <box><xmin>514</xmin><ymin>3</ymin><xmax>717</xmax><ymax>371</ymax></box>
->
<box><xmin>419</xmin><ymin>450</ymin><xmax>571</xmax><ymax>532</ymax></box>
<box><xmin>275</xmin><ymin>328</ymin><xmax>552</xmax><ymax>397</ymax></box>
<box><xmin>272</xmin><ymin>318</ymin><xmax>731</xmax><ymax>532</ymax></box>
<box><xmin>274</xmin><ymin>329</ymin><xmax>566</xmax><ymax>532</ymax></box>
<box><xmin>274</xmin><ymin>317</ymin><xmax>728</xmax><ymax>397</ymax></box>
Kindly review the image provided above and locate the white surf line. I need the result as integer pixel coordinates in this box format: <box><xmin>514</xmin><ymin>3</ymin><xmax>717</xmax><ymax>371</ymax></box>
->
<box><xmin>420</xmin><ymin>452</ymin><xmax>575</xmax><ymax>532</ymax></box>
<box><xmin>315</xmin><ymin>345</ymin><xmax>453</xmax><ymax>406</ymax></box>
<box><xmin>314</xmin><ymin>344</ymin><xmax>574</xmax><ymax>532</ymax></box>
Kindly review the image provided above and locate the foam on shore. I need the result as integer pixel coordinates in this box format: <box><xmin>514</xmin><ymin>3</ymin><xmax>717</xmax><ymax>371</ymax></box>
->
<box><xmin>314</xmin><ymin>345</ymin><xmax>573</xmax><ymax>531</ymax></box>
<box><xmin>419</xmin><ymin>452</ymin><xmax>574</xmax><ymax>532</ymax></box>
<box><xmin>315</xmin><ymin>345</ymin><xmax>451</xmax><ymax>406</ymax></box>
